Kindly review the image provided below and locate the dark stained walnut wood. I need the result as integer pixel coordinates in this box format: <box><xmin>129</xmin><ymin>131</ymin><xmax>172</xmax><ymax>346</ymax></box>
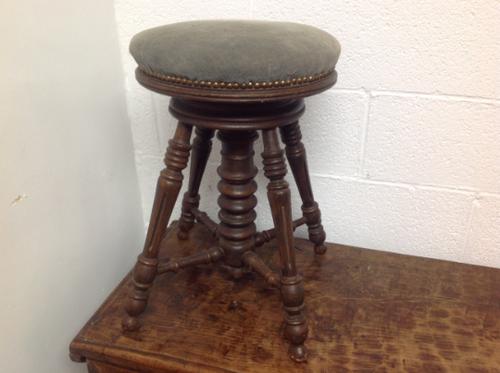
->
<box><xmin>122</xmin><ymin>122</ymin><xmax>192</xmax><ymax>332</ymax></box>
<box><xmin>168</xmin><ymin>98</ymin><xmax>305</xmax><ymax>131</ymax></box>
<box><xmin>262</xmin><ymin>129</ymin><xmax>308</xmax><ymax>362</ymax></box>
<box><xmin>280</xmin><ymin>121</ymin><xmax>327</xmax><ymax>255</ymax></box>
<box><xmin>242</xmin><ymin>250</ymin><xmax>280</xmax><ymax>288</ymax></box>
<box><xmin>157</xmin><ymin>246</ymin><xmax>223</xmax><ymax>274</ymax></box>
<box><xmin>87</xmin><ymin>360</ymin><xmax>139</xmax><ymax>373</ymax></box>
<box><xmin>70</xmin><ymin>223</ymin><xmax>500</xmax><ymax>372</ymax></box>
<box><xmin>177</xmin><ymin>127</ymin><xmax>215</xmax><ymax>240</ymax></box>
<box><xmin>191</xmin><ymin>207</ymin><xmax>219</xmax><ymax>237</ymax></box>
<box><xmin>216</xmin><ymin>130</ymin><xmax>258</xmax><ymax>269</ymax></box>
<box><xmin>255</xmin><ymin>216</ymin><xmax>306</xmax><ymax>247</ymax></box>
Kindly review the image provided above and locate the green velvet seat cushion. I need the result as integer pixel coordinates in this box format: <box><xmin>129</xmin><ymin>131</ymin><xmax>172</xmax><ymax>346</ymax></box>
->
<box><xmin>130</xmin><ymin>20</ymin><xmax>340</xmax><ymax>86</ymax></box>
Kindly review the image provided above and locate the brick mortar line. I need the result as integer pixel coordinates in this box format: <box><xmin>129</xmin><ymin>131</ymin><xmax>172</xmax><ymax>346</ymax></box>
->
<box><xmin>310</xmin><ymin>172</ymin><xmax>500</xmax><ymax>197</ymax></box>
<box><xmin>329</xmin><ymin>87</ymin><xmax>500</xmax><ymax>105</ymax></box>
<box><xmin>371</xmin><ymin>90</ymin><xmax>500</xmax><ymax>105</ymax></box>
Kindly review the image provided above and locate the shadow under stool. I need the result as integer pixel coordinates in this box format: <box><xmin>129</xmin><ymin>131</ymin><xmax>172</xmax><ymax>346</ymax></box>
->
<box><xmin>122</xmin><ymin>20</ymin><xmax>341</xmax><ymax>362</ymax></box>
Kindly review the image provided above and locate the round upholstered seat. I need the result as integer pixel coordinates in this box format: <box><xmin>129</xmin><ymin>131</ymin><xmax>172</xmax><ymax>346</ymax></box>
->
<box><xmin>124</xmin><ymin>20</ymin><xmax>340</xmax><ymax>362</ymax></box>
<box><xmin>130</xmin><ymin>20</ymin><xmax>341</xmax><ymax>101</ymax></box>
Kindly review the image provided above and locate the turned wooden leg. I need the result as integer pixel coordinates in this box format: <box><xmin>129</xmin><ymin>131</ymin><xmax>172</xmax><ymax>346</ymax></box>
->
<box><xmin>280</xmin><ymin>122</ymin><xmax>327</xmax><ymax>255</ymax></box>
<box><xmin>177</xmin><ymin>127</ymin><xmax>215</xmax><ymax>240</ymax></box>
<box><xmin>123</xmin><ymin>122</ymin><xmax>192</xmax><ymax>331</ymax></box>
<box><xmin>262</xmin><ymin>128</ymin><xmax>308</xmax><ymax>362</ymax></box>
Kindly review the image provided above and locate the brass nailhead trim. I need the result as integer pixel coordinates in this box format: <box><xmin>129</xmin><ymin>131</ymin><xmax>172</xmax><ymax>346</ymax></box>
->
<box><xmin>139</xmin><ymin>67</ymin><xmax>334</xmax><ymax>90</ymax></box>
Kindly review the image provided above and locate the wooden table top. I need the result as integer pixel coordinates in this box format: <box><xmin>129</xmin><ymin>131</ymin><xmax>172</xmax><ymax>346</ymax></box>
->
<box><xmin>70</xmin><ymin>223</ymin><xmax>500</xmax><ymax>372</ymax></box>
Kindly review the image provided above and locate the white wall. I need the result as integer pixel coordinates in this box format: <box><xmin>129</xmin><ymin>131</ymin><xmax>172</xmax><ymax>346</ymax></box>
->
<box><xmin>0</xmin><ymin>1</ymin><xmax>144</xmax><ymax>372</ymax></box>
<box><xmin>114</xmin><ymin>0</ymin><xmax>500</xmax><ymax>268</ymax></box>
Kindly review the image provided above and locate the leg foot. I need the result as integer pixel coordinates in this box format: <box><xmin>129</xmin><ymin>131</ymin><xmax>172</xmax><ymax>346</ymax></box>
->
<box><xmin>281</xmin><ymin>275</ymin><xmax>308</xmax><ymax>362</ymax></box>
<box><xmin>288</xmin><ymin>344</ymin><xmax>308</xmax><ymax>363</ymax></box>
<box><xmin>314</xmin><ymin>244</ymin><xmax>327</xmax><ymax>255</ymax></box>
<box><xmin>122</xmin><ymin>315</ymin><xmax>141</xmax><ymax>332</ymax></box>
<box><xmin>123</xmin><ymin>254</ymin><xmax>157</xmax><ymax>331</ymax></box>
<box><xmin>302</xmin><ymin>202</ymin><xmax>326</xmax><ymax>255</ymax></box>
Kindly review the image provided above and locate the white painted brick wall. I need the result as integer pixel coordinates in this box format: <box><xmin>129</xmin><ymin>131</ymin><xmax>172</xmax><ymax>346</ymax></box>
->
<box><xmin>113</xmin><ymin>0</ymin><xmax>500</xmax><ymax>268</ymax></box>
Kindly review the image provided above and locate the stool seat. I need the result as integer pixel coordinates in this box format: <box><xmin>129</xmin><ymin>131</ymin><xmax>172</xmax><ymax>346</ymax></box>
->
<box><xmin>120</xmin><ymin>20</ymin><xmax>338</xmax><ymax>363</ymax></box>
<box><xmin>130</xmin><ymin>20</ymin><xmax>341</xmax><ymax>101</ymax></box>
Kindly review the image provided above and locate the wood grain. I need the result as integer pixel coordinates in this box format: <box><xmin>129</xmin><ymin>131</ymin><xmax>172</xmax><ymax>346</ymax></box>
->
<box><xmin>71</xmin><ymin>223</ymin><xmax>500</xmax><ymax>372</ymax></box>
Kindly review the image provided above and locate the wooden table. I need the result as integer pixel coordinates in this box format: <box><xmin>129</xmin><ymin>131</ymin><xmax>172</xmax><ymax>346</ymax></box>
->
<box><xmin>70</xmin><ymin>223</ymin><xmax>500</xmax><ymax>372</ymax></box>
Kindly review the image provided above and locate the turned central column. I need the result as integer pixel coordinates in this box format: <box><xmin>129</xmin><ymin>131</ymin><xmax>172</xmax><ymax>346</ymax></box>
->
<box><xmin>217</xmin><ymin>130</ymin><xmax>258</xmax><ymax>269</ymax></box>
